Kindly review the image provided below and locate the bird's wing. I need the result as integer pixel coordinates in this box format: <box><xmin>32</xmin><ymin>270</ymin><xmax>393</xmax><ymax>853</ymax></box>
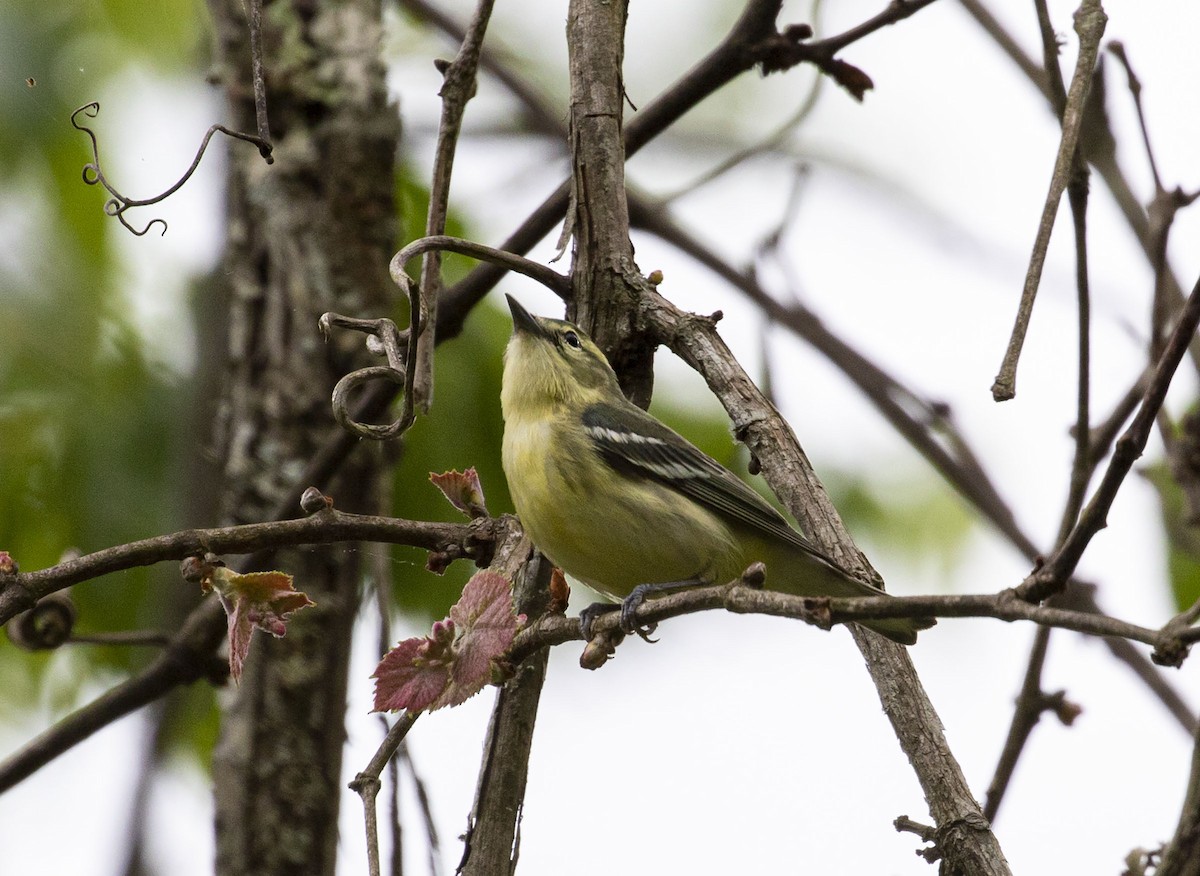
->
<box><xmin>581</xmin><ymin>402</ymin><xmax>841</xmax><ymax>567</ymax></box>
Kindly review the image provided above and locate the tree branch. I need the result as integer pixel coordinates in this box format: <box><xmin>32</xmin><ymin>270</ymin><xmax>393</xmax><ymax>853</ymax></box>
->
<box><xmin>957</xmin><ymin>0</ymin><xmax>1200</xmax><ymax>373</ymax></box>
<box><xmin>1025</xmin><ymin>272</ymin><xmax>1200</xmax><ymax>601</ymax></box>
<box><xmin>458</xmin><ymin>523</ymin><xmax>551</xmax><ymax>875</ymax></box>
<box><xmin>0</xmin><ymin>509</ymin><xmax>500</xmax><ymax>626</ymax></box>
<box><xmin>506</xmin><ymin>579</ymin><xmax>1188</xmax><ymax>670</ymax></box>
<box><xmin>984</xmin><ymin>0</ymin><xmax>1096</xmax><ymax>827</ymax></box>
<box><xmin>637</xmin><ymin>294</ymin><xmax>1012</xmax><ymax>873</ymax></box>
<box><xmin>413</xmin><ymin>0</ymin><xmax>496</xmax><ymax>413</ymax></box>
<box><xmin>0</xmin><ymin>599</ymin><xmax>228</xmax><ymax>792</ymax></box>
<box><xmin>0</xmin><ymin>510</ymin><xmax>510</xmax><ymax>793</ymax></box>
<box><xmin>436</xmin><ymin>0</ymin><xmax>943</xmax><ymax>340</ymax></box>
<box><xmin>349</xmin><ymin>712</ymin><xmax>421</xmax><ymax>876</ymax></box>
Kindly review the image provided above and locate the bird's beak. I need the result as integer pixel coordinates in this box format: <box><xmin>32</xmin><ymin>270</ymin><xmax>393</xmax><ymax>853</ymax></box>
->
<box><xmin>506</xmin><ymin>294</ymin><xmax>544</xmax><ymax>338</ymax></box>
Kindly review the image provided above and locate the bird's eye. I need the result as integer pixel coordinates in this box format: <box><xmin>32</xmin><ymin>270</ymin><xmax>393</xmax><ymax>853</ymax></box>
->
<box><xmin>562</xmin><ymin>330</ymin><xmax>581</xmax><ymax>349</ymax></box>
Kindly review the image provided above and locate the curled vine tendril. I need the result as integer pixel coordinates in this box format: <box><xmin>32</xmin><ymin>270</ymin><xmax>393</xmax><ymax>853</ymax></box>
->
<box><xmin>319</xmin><ymin>314</ymin><xmax>413</xmax><ymax>441</ymax></box>
<box><xmin>321</xmin><ymin>236</ymin><xmax>570</xmax><ymax>441</ymax></box>
<box><xmin>71</xmin><ymin>102</ymin><xmax>274</xmax><ymax>237</ymax></box>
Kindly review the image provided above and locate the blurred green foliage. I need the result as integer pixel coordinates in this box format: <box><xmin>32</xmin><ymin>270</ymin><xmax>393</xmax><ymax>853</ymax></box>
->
<box><xmin>0</xmin><ymin>0</ymin><xmax>205</xmax><ymax>691</ymax></box>
<box><xmin>832</xmin><ymin>470</ymin><xmax>975</xmax><ymax>586</ymax></box>
<box><xmin>0</xmin><ymin>0</ymin><xmax>228</xmax><ymax>773</ymax></box>
<box><xmin>388</xmin><ymin>300</ymin><xmax>513</xmax><ymax>616</ymax></box>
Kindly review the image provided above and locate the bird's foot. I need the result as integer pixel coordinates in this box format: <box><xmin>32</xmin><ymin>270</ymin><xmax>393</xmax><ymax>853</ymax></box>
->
<box><xmin>581</xmin><ymin>580</ymin><xmax>701</xmax><ymax>643</ymax></box>
<box><xmin>619</xmin><ymin>584</ymin><xmax>660</xmax><ymax>642</ymax></box>
<box><xmin>580</xmin><ymin>602</ymin><xmax>619</xmax><ymax>641</ymax></box>
<box><xmin>579</xmin><ymin>590</ymin><xmax>659</xmax><ymax>643</ymax></box>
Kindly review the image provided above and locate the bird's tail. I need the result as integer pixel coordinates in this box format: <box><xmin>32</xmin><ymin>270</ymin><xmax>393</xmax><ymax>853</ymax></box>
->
<box><xmin>764</xmin><ymin>543</ymin><xmax>935</xmax><ymax>646</ymax></box>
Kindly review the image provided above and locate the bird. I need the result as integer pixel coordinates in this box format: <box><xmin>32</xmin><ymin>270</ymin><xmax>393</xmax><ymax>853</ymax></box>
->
<box><xmin>499</xmin><ymin>294</ymin><xmax>931</xmax><ymax>645</ymax></box>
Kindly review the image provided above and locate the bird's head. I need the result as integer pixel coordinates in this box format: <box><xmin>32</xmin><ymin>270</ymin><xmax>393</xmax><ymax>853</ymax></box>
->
<box><xmin>501</xmin><ymin>295</ymin><xmax>622</xmax><ymax>417</ymax></box>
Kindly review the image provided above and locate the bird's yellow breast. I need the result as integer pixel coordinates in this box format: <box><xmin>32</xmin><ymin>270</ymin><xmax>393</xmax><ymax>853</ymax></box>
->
<box><xmin>501</xmin><ymin>413</ymin><xmax>744</xmax><ymax>601</ymax></box>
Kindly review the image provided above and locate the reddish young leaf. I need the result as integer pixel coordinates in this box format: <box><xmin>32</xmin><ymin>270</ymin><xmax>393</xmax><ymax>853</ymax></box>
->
<box><xmin>373</xmin><ymin>570</ymin><xmax>520</xmax><ymax>713</ymax></box>
<box><xmin>371</xmin><ymin>619</ymin><xmax>457</xmax><ymax>714</ymax></box>
<box><xmin>429</xmin><ymin>468</ymin><xmax>489</xmax><ymax>518</ymax></box>
<box><xmin>204</xmin><ymin>567</ymin><xmax>315</xmax><ymax>683</ymax></box>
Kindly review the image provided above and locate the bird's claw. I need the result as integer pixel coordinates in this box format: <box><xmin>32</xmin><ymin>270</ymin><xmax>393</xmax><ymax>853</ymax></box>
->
<box><xmin>579</xmin><ymin>594</ymin><xmax>658</xmax><ymax>643</ymax></box>
<box><xmin>580</xmin><ymin>602</ymin><xmax>617</xmax><ymax>641</ymax></box>
<box><xmin>619</xmin><ymin>585</ymin><xmax>659</xmax><ymax>642</ymax></box>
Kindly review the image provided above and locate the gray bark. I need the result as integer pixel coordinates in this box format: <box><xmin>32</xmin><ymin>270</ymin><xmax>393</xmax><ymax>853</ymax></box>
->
<box><xmin>205</xmin><ymin>0</ymin><xmax>399</xmax><ymax>873</ymax></box>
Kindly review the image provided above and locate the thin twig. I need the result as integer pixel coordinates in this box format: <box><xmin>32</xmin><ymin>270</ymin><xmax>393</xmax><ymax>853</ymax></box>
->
<box><xmin>1106</xmin><ymin>44</ymin><xmax>1159</xmax><ymax>193</ymax></box>
<box><xmin>1033</xmin><ymin>0</ymin><xmax>1069</xmax><ymax>116</ymax></box>
<box><xmin>957</xmin><ymin>0</ymin><xmax>1050</xmax><ymax>97</ymax></box>
<box><xmin>815</xmin><ymin>0</ymin><xmax>941</xmax><ymax>56</ymax></box>
<box><xmin>1108</xmin><ymin>50</ymin><xmax>1200</xmax><ymax>371</ymax></box>
<box><xmin>1105</xmin><ymin>43</ymin><xmax>1199</xmax><ymax>363</ymax></box>
<box><xmin>367</xmin><ymin>452</ymin><xmax>411</xmax><ymax>876</ymax></box>
<box><xmin>1027</xmin><ymin>272</ymin><xmax>1200</xmax><ymax>601</ymax></box>
<box><xmin>350</xmin><ymin>712</ymin><xmax>422</xmax><ymax>876</ymax></box>
<box><xmin>1053</xmin><ymin>14</ymin><xmax>1094</xmax><ymax>547</ymax></box>
<box><xmin>1103</xmin><ymin>43</ymin><xmax>1200</xmax><ymax>525</ymax></box>
<box><xmin>751</xmin><ymin>164</ymin><xmax>812</xmax><ymax>284</ymax></box>
<box><xmin>987</xmin><ymin>3</ymin><xmax>1096</xmax><ymax>824</ymax></box>
<box><xmin>658</xmin><ymin>0</ymin><xmax>827</xmax><ymax>206</ymax></box>
<box><xmin>393</xmin><ymin>235</ymin><xmax>570</xmax><ymax>298</ymax></box>
<box><xmin>983</xmin><ymin>626</ymin><xmax>1052</xmax><ymax>822</ymax></box>
<box><xmin>387</xmin><ymin>750</ymin><xmax>404</xmax><ymax>876</ymax></box>
<box><xmin>0</xmin><ymin>509</ymin><xmax>502</xmax><ymax>626</ymax></box>
<box><xmin>1087</xmin><ymin>372</ymin><xmax>1148</xmax><ymax>464</ymax></box>
<box><xmin>992</xmin><ymin>0</ymin><xmax>1107</xmax><ymax>401</ymax></box>
<box><xmin>247</xmin><ymin>0</ymin><xmax>273</xmax><ymax>160</ymax></box>
<box><xmin>413</xmin><ymin>0</ymin><xmax>497</xmax><ymax>414</ymax></box>
<box><xmin>959</xmin><ymin>0</ymin><xmax>1200</xmax><ymax>375</ymax></box>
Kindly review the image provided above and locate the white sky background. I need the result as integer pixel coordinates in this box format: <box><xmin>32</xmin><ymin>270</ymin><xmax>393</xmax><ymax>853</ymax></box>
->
<box><xmin>4</xmin><ymin>0</ymin><xmax>1200</xmax><ymax>874</ymax></box>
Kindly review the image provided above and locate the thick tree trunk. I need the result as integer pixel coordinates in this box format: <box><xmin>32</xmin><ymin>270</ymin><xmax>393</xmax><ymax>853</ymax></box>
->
<box><xmin>204</xmin><ymin>0</ymin><xmax>399</xmax><ymax>873</ymax></box>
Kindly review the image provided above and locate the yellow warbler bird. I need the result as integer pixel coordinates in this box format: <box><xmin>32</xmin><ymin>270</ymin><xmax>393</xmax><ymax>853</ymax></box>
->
<box><xmin>499</xmin><ymin>295</ymin><xmax>930</xmax><ymax>645</ymax></box>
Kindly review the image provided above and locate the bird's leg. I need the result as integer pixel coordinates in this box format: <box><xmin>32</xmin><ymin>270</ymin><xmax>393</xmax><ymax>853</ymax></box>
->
<box><xmin>580</xmin><ymin>598</ymin><xmax>658</xmax><ymax>643</ymax></box>
<box><xmin>579</xmin><ymin>602</ymin><xmax>620</xmax><ymax>641</ymax></box>
<box><xmin>623</xmin><ymin>579</ymin><xmax>705</xmax><ymax>638</ymax></box>
<box><xmin>581</xmin><ymin>579</ymin><xmax>704</xmax><ymax>641</ymax></box>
